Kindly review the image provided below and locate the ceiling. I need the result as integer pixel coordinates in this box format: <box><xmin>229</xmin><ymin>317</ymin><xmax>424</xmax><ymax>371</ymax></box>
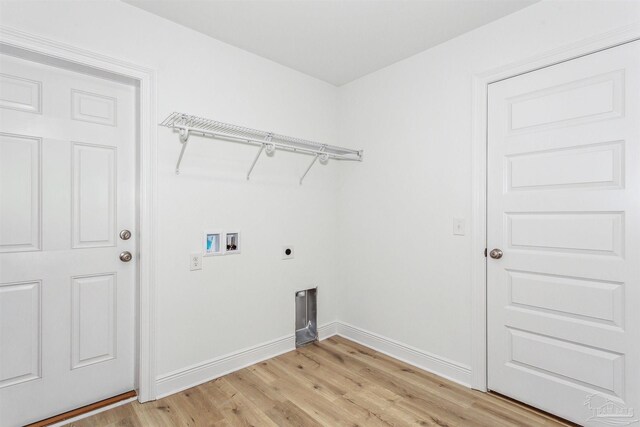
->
<box><xmin>123</xmin><ymin>0</ymin><xmax>538</xmax><ymax>86</ymax></box>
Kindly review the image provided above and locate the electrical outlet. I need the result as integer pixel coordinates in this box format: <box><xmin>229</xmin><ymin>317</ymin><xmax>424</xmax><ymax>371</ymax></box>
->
<box><xmin>453</xmin><ymin>217</ymin><xmax>465</xmax><ymax>236</ymax></box>
<box><xmin>282</xmin><ymin>246</ymin><xmax>295</xmax><ymax>260</ymax></box>
<box><xmin>190</xmin><ymin>252</ymin><xmax>202</xmax><ymax>271</ymax></box>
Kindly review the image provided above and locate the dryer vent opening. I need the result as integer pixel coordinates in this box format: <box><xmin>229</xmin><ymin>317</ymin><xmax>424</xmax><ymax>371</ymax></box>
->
<box><xmin>295</xmin><ymin>288</ymin><xmax>318</xmax><ymax>347</ymax></box>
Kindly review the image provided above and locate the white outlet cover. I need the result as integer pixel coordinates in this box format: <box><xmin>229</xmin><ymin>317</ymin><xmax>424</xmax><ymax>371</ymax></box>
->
<box><xmin>282</xmin><ymin>246</ymin><xmax>295</xmax><ymax>260</ymax></box>
<box><xmin>190</xmin><ymin>252</ymin><xmax>203</xmax><ymax>270</ymax></box>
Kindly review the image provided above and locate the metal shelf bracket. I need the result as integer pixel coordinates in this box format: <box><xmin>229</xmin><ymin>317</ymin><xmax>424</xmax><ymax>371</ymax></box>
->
<box><xmin>300</xmin><ymin>147</ymin><xmax>328</xmax><ymax>185</ymax></box>
<box><xmin>246</xmin><ymin>134</ymin><xmax>273</xmax><ymax>180</ymax></box>
<box><xmin>175</xmin><ymin>128</ymin><xmax>190</xmax><ymax>175</ymax></box>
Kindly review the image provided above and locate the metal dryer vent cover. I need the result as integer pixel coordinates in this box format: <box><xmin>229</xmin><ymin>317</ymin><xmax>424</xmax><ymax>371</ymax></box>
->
<box><xmin>295</xmin><ymin>287</ymin><xmax>318</xmax><ymax>347</ymax></box>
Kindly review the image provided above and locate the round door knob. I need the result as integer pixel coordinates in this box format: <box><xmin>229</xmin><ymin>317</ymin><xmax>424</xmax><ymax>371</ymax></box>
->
<box><xmin>119</xmin><ymin>251</ymin><xmax>133</xmax><ymax>262</ymax></box>
<box><xmin>489</xmin><ymin>248</ymin><xmax>503</xmax><ymax>259</ymax></box>
<box><xmin>119</xmin><ymin>229</ymin><xmax>132</xmax><ymax>240</ymax></box>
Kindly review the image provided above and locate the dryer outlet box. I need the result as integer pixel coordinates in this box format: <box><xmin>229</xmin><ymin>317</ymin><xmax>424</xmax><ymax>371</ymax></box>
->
<box><xmin>282</xmin><ymin>246</ymin><xmax>295</xmax><ymax>260</ymax></box>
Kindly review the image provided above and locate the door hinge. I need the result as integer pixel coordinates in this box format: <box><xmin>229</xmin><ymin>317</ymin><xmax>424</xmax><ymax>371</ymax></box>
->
<box><xmin>484</xmin><ymin>248</ymin><xmax>487</xmax><ymax>257</ymax></box>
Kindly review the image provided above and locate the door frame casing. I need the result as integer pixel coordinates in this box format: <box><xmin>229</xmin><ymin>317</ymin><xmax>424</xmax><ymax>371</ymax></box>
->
<box><xmin>470</xmin><ymin>22</ymin><xmax>640</xmax><ymax>391</ymax></box>
<box><xmin>0</xmin><ymin>26</ymin><xmax>158</xmax><ymax>401</ymax></box>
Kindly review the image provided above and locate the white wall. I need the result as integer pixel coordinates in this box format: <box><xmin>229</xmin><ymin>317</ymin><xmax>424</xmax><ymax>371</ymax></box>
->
<box><xmin>336</xmin><ymin>0</ymin><xmax>640</xmax><ymax>371</ymax></box>
<box><xmin>0</xmin><ymin>0</ymin><xmax>342</xmax><ymax>379</ymax></box>
<box><xmin>2</xmin><ymin>0</ymin><xmax>639</xmax><ymax>397</ymax></box>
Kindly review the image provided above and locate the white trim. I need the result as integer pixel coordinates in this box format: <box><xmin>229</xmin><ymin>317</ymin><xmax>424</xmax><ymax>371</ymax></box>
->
<box><xmin>319</xmin><ymin>320</ymin><xmax>338</xmax><ymax>340</ymax></box>
<box><xmin>470</xmin><ymin>22</ymin><xmax>640</xmax><ymax>391</ymax></box>
<box><xmin>155</xmin><ymin>321</ymin><xmax>470</xmax><ymax>400</ymax></box>
<box><xmin>0</xmin><ymin>26</ymin><xmax>158</xmax><ymax>401</ymax></box>
<box><xmin>46</xmin><ymin>396</ymin><xmax>138</xmax><ymax>427</ymax></box>
<box><xmin>156</xmin><ymin>322</ymin><xmax>339</xmax><ymax>399</ymax></box>
<box><xmin>336</xmin><ymin>322</ymin><xmax>471</xmax><ymax>387</ymax></box>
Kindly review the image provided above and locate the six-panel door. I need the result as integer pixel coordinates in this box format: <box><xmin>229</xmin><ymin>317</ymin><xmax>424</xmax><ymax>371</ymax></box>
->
<box><xmin>0</xmin><ymin>53</ymin><xmax>136</xmax><ymax>426</ymax></box>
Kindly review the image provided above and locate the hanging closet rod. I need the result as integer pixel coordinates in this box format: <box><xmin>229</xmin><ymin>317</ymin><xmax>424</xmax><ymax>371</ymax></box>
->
<box><xmin>160</xmin><ymin>112</ymin><xmax>363</xmax><ymax>182</ymax></box>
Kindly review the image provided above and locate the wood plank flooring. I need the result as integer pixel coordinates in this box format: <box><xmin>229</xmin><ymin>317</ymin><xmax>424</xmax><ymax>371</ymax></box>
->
<box><xmin>69</xmin><ymin>337</ymin><xmax>573</xmax><ymax>426</ymax></box>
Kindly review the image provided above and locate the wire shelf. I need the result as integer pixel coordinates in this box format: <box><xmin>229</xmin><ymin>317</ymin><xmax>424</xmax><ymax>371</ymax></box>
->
<box><xmin>160</xmin><ymin>112</ymin><xmax>363</xmax><ymax>182</ymax></box>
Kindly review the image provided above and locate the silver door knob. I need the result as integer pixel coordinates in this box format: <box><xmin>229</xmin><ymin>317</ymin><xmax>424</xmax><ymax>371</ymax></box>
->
<box><xmin>119</xmin><ymin>251</ymin><xmax>133</xmax><ymax>262</ymax></box>
<box><xmin>119</xmin><ymin>229</ymin><xmax>132</xmax><ymax>240</ymax></box>
<box><xmin>489</xmin><ymin>248</ymin><xmax>503</xmax><ymax>259</ymax></box>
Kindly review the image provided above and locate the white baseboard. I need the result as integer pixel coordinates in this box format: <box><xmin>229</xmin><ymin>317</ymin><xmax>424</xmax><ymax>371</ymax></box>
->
<box><xmin>155</xmin><ymin>320</ymin><xmax>470</xmax><ymax>399</ymax></box>
<box><xmin>155</xmin><ymin>322</ymin><xmax>338</xmax><ymax>399</ymax></box>
<box><xmin>318</xmin><ymin>320</ymin><xmax>338</xmax><ymax>339</ymax></box>
<box><xmin>335</xmin><ymin>322</ymin><xmax>472</xmax><ymax>387</ymax></box>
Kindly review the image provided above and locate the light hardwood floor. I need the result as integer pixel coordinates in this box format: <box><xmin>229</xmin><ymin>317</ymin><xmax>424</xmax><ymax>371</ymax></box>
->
<box><xmin>69</xmin><ymin>337</ymin><xmax>573</xmax><ymax>426</ymax></box>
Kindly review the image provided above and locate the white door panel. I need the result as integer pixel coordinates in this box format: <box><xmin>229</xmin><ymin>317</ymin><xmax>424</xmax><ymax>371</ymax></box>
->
<box><xmin>0</xmin><ymin>53</ymin><xmax>136</xmax><ymax>426</ymax></box>
<box><xmin>0</xmin><ymin>133</ymin><xmax>41</xmax><ymax>252</ymax></box>
<box><xmin>0</xmin><ymin>73</ymin><xmax>42</xmax><ymax>113</ymax></box>
<box><xmin>487</xmin><ymin>41</ymin><xmax>640</xmax><ymax>425</ymax></box>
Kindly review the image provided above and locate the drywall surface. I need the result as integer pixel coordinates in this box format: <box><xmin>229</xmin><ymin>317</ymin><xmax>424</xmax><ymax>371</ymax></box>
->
<box><xmin>0</xmin><ymin>0</ymin><xmax>342</xmax><ymax>379</ymax></box>
<box><xmin>336</xmin><ymin>0</ymin><xmax>640</xmax><ymax>369</ymax></box>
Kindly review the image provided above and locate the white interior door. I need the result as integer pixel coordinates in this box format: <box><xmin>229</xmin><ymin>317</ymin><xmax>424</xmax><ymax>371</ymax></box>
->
<box><xmin>0</xmin><ymin>53</ymin><xmax>136</xmax><ymax>426</ymax></box>
<box><xmin>487</xmin><ymin>40</ymin><xmax>640</xmax><ymax>425</ymax></box>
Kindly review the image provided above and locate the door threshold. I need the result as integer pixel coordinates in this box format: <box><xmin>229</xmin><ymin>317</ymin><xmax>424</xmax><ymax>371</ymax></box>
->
<box><xmin>488</xmin><ymin>391</ymin><xmax>578</xmax><ymax>426</ymax></box>
<box><xmin>26</xmin><ymin>390</ymin><xmax>137</xmax><ymax>427</ymax></box>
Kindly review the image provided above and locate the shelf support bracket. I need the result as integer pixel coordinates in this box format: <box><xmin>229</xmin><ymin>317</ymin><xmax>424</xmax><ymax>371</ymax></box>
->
<box><xmin>246</xmin><ymin>134</ymin><xmax>273</xmax><ymax>180</ymax></box>
<box><xmin>175</xmin><ymin>127</ymin><xmax>190</xmax><ymax>175</ymax></box>
<box><xmin>299</xmin><ymin>146</ymin><xmax>326</xmax><ymax>185</ymax></box>
<box><xmin>246</xmin><ymin>145</ymin><xmax>265</xmax><ymax>180</ymax></box>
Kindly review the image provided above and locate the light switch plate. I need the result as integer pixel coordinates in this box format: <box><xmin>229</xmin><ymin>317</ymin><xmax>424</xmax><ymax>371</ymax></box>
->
<box><xmin>282</xmin><ymin>246</ymin><xmax>295</xmax><ymax>260</ymax></box>
<box><xmin>453</xmin><ymin>217</ymin><xmax>465</xmax><ymax>236</ymax></box>
<box><xmin>190</xmin><ymin>252</ymin><xmax>203</xmax><ymax>270</ymax></box>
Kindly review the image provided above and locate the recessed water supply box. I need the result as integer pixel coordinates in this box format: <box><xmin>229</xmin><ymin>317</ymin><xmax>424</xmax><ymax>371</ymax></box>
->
<box><xmin>203</xmin><ymin>231</ymin><xmax>222</xmax><ymax>256</ymax></box>
<box><xmin>295</xmin><ymin>287</ymin><xmax>318</xmax><ymax>347</ymax></box>
<box><xmin>225</xmin><ymin>232</ymin><xmax>240</xmax><ymax>254</ymax></box>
